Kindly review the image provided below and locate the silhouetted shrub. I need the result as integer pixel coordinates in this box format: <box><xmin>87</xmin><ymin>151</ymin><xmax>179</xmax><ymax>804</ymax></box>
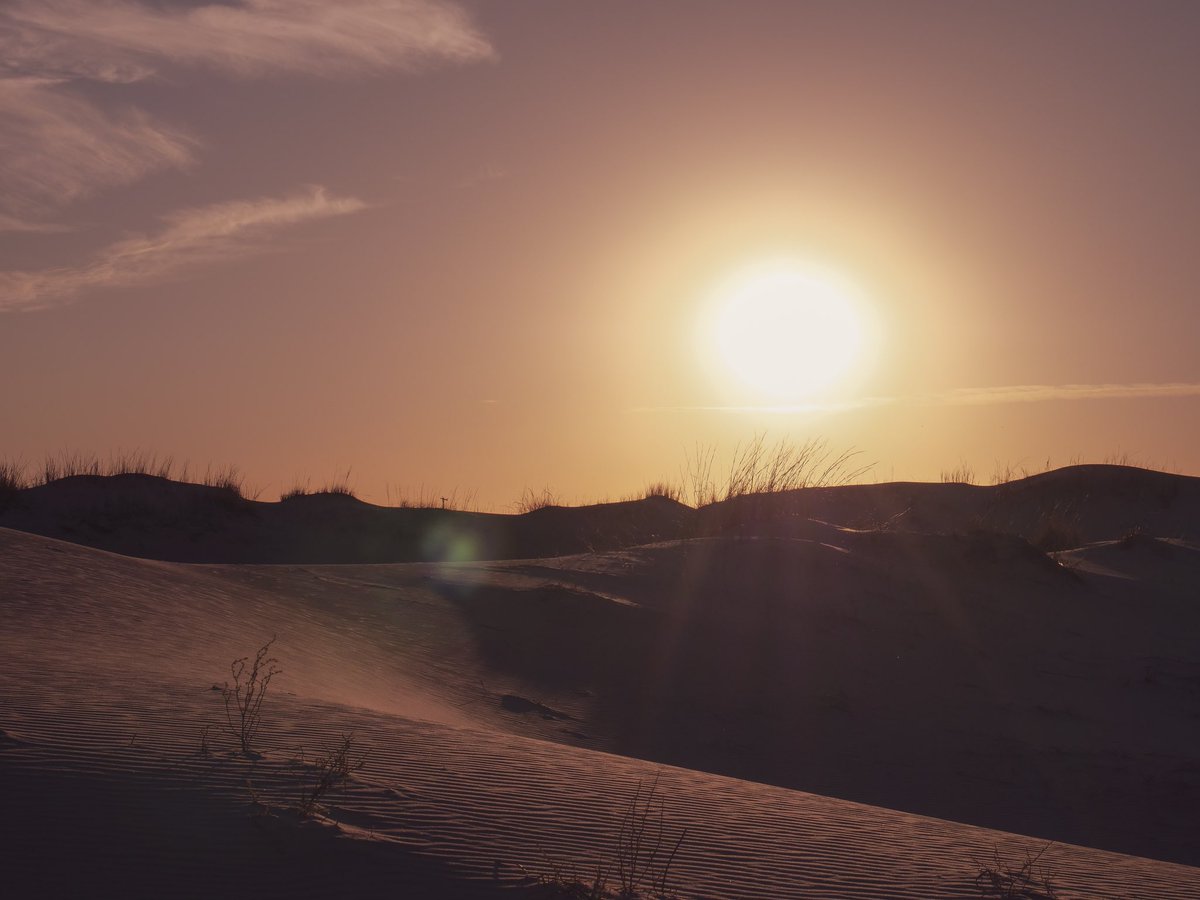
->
<box><xmin>221</xmin><ymin>637</ymin><xmax>281</xmax><ymax>756</ymax></box>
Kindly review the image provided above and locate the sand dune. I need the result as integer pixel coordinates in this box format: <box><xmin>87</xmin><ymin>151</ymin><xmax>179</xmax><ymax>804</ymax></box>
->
<box><xmin>3</xmin><ymin>464</ymin><xmax>1198</xmax><ymax>564</ymax></box>
<box><xmin>207</xmin><ymin>530</ymin><xmax>1200</xmax><ymax>865</ymax></box>
<box><xmin>0</xmin><ymin>473</ymin><xmax>692</xmax><ymax>563</ymax></box>
<box><xmin>3</xmin><ymin>507</ymin><xmax>1199</xmax><ymax>897</ymax></box>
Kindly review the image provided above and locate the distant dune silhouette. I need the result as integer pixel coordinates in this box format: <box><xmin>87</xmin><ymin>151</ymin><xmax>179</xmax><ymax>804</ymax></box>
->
<box><xmin>1</xmin><ymin>464</ymin><xmax>1196</xmax><ymax>563</ymax></box>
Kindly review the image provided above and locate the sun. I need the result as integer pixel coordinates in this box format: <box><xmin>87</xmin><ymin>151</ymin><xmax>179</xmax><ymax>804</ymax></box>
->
<box><xmin>704</xmin><ymin>260</ymin><xmax>871</xmax><ymax>402</ymax></box>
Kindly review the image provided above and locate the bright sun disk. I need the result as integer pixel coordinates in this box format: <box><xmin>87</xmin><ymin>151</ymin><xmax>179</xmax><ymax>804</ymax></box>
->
<box><xmin>706</xmin><ymin>260</ymin><xmax>870</xmax><ymax>402</ymax></box>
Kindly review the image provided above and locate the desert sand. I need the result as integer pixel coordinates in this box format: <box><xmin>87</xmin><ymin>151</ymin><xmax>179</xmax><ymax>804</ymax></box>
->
<box><xmin>2</xmin><ymin>465</ymin><xmax>1199</xmax><ymax>898</ymax></box>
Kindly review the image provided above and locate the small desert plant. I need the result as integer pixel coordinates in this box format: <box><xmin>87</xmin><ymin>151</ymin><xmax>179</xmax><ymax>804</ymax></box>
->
<box><xmin>221</xmin><ymin>637</ymin><xmax>281</xmax><ymax>756</ymax></box>
<box><xmin>614</xmin><ymin>775</ymin><xmax>687</xmax><ymax>898</ymax></box>
<box><xmin>681</xmin><ymin>443</ymin><xmax>718</xmax><ymax>508</ymax></box>
<box><xmin>113</xmin><ymin>449</ymin><xmax>175</xmax><ymax>480</ymax></box>
<box><xmin>35</xmin><ymin>449</ymin><xmax>184</xmax><ymax>484</ymax></box>
<box><xmin>974</xmin><ymin>843</ymin><xmax>1058</xmax><ymax>899</ymax></box>
<box><xmin>516</xmin><ymin>486</ymin><xmax>560</xmax><ymax>513</ymax></box>
<box><xmin>296</xmin><ymin>732</ymin><xmax>366</xmax><ymax>820</ymax></box>
<box><xmin>316</xmin><ymin>468</ymin><xmax>356</xmax><ymax>497</ymax></box>
<box><xmin>280</xmin><ymin>478</ymin><xmax>311</xmax><ymax>501</ymax></box>
<box><xmin>40</xmin><ymin>450</ymin><xmax>101</xmax><ymax>483</ymax></box>
<box><xmin>990</xmin><ymin>460</ymin><xmax>1035</xmax><ymax>484</ymax></box>
<box><xmin>384</xmin><ymin>483</ymin><xmax>479</xmax><ymax>510</ymax></box>
<box><xmin>244</xmin><ymin>778</ymin><xmax>275</xmax><ymax>824</ymax></box>
<box><xmin>534</xmin><ymin>774</ymin><xmax>687</xmax><ymax>899</ymax></box>
<box><xmin>203</xmin><ymin>462</ymin><xmax>250</xmax><ymax>498</ymax></box>
<box><xmin>941</xmin><ymin>461</ymin><xmax>977</xmax><ymax>484</ymax></box>
<box><xmin>0</xmin><ymin>459</ymin><xmax>29</xmax><ymax>507</ymax></box>
<box><xmin>535</xmin><ymin>863</ymin><xmax>610</xmax><ymax>899</ymax></box>
<box><xmin>642</xmin><ymin>481</ymin><xmax>683</xmax><ymax>503</ymax></box>
<box><xmin>683</xmin><ymin>434</ymin><xmax>868</xmax><ymax>507</ymax></box>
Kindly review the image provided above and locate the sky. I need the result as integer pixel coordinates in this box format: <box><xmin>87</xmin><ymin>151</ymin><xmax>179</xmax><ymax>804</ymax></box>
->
<box><xmin>3</xmin><ymin>0</ymin><xmax>1200</xmax><ymax>508</ymax></box>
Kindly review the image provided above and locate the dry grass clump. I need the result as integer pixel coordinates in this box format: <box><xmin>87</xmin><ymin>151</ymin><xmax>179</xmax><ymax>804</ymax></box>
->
<box><xmin>516</xmin><ymin>486</ymin><xmax>561</xmax><ymax>514</ymax></box>
<box><xmin>281</xmin><ymin>472</ymin><xmax>369</xmax><ymax>502</ymax></box>
<box><xmin>221</xmin><ymin>637</ymin><xmax>281</xmax><ymax>756</ymax></box>
<box><xmin>201</xmin><ymin>462</ymin><xmax>254</xmax><ymax>499</ymax></box>
<box><xmin>989</xmin><ymin>459</ymin><xmax>1055</xmax><ymax>484</ymax></box>
<box><xmin>34</xmin><ymin>450</ymin><xmax>181</xmax><ymax>484</ymax></box>
<box><xmin>280</xmin><ymin>478</ymin><xmax>311</xmax><ymax>501</ymax></box>
<box><xmin>973</xmin><ymin>843</ymin><xmax>1058</xmax><ymax>898</ymax></box>
<box><xmin>990</xmin><ymin>461</ymin><xmax>1026</xmax><ymax>484</ymax></box>
<box><xmin>642</xmin><ymin>481</ymin><xmax>683</xmax><ymax>503</ymax></box>
<box><xmin>314</xmin><ymin>468</ymin><xmax>356</xmax><ymax>498</ymax></box>
<box><xmin>0</xmin><ymin>459</ymin><xmax>28</xmax><ymax>507</ymax></box>
<box><xmin>682</xmin><ymin>434</ymin><xmax>868</xmax><ymax>507</ymax></box>
<box><xmin>941</xmin><ymin>462</ymin><xmax>977</xmax><ymax>484</ymax></box>
<box><xmin>384</xmin><ymin>484</ymin><xmax>479</xmax><ymax>510</ymax></box>
<box><xmin>536</xmin><ymin>775</ymin><xmax>687</xmax><ymax>899</ymax></box>
<box><xmin>0</xmin><ymin>451</ymin><xmax>259</xmax><ymax>499</ymax></box>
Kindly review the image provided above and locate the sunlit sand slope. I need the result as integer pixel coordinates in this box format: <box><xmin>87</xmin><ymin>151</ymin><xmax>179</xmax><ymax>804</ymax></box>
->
<box><xmin>212</xmin><ymin>529</ymin><xmax>1200</xmax><ymax>865</ymax></box>
<box><xmin>3</xmin><ymin>527</ymin><xmax>1198</xmax><ymax>898</ymax></box>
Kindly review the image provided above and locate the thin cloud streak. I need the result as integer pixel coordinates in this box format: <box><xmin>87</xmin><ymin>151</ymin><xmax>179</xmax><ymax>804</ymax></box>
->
<box><xmin>0</xmin><ymin>1</ymin><xmax>492</xmax><ymax>221</ymax></box>
<box><xmin>633</xmin><ymin>382</ymin><xmax>1200</xmax><ymax>414</ymax></box>
<box><xmin>0</xmin><ymin>187</ymin><xmax>365</xmax><ymax>311</ymax></box>
<box><xmin>928</xmin><ymin>383</ymin><xmax>1200</xmax><ymax>405</ymax></box>
<box><xmin>0</xmin><ymin>212</ymin><xmax>74</xmax><ymax>234</ymax></box>
<box><xmin>0</xmin><ymin>76</ymin><xmax>196</xmax><ymax>221</ymax></box>
<box><xmin>1</xmin><ymin>0</ymin><xmax>494</xmax><ymax>82</ymax></box>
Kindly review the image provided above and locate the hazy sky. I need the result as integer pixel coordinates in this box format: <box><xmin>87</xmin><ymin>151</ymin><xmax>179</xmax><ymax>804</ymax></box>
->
<box><xmin>3</xmin><ymin>1</ymin><xmax>1200</xmax><ymax>507</ymax></box>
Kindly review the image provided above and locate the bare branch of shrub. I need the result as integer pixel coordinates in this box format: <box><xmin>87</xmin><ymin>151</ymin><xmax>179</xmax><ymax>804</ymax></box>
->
<box><xmin>615</xmin><ymin>774</ymin><xmax>687</xmax><ymax>898</ymax></box>
<box><xmin>537</xmin><ymin>774</ymin><xmax>687</xmax><ymax>899</ymax></box>
<box><xmin>974</xmin><ymin>842</ymin><xmax>1058</xmax><ymax>899</ymax></box>
<box><xmin>221</xmin><ymin>637</ymin><xmax>281</xmax><ymax>756</ymax></box>
<box><xmin>296</xmin><ymin>732</ymin><xmax>366</xmax><ymax>820</ymax></box>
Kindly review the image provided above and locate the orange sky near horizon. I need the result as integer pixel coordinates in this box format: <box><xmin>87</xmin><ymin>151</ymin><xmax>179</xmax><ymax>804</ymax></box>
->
<box><xmin>2</xmin><ymin>1</ymin><xmax>1199</xmax><ymax>509</ymax></box>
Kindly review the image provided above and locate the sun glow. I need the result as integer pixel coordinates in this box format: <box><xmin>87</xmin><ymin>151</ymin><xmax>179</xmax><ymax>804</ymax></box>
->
<box><xmin>704</xmin><ymin>260</ymin><xmax>872</xmax><ymax>402</ymax></box>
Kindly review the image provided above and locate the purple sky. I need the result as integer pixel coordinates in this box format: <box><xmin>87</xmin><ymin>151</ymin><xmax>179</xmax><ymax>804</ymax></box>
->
<box><xmin>3</xmin><ymin>1</ymin><xmax>1199</xmax><ymax>506</ymax></box>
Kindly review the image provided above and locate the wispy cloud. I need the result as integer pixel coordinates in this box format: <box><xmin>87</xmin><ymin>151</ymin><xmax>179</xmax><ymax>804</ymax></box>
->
<box><xmin>0</xmin><ymin>186</ymin><xmax>365</xmax><ymax>311</ymax></box>
<box><xmin>2</xmin><ymin>0</ymin><xmax>494</xmax><ymax>82</ymax></box>
<box><xmin>0</xmin><ymin>76</ymin><xmax>196</xmax><ymax>222</ymax></box>
<box><xmin>0</xmin><ymin>1</ymin><xmax>492</xmax><ymax>222</ymax></box>
<box><xmin>0</xmin><ymin>212</ymin><xmax>74</xmax><ymax>234</ymax></box>
<box><xmin>633</xmin><ymin>382</ymin><xmax>1200</xmax><ymax>414</ymax></box>
<box><xmin>917</xmin><ymin>382</ymin><xmax>1200</xmax><ymax>405</ymax></box>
